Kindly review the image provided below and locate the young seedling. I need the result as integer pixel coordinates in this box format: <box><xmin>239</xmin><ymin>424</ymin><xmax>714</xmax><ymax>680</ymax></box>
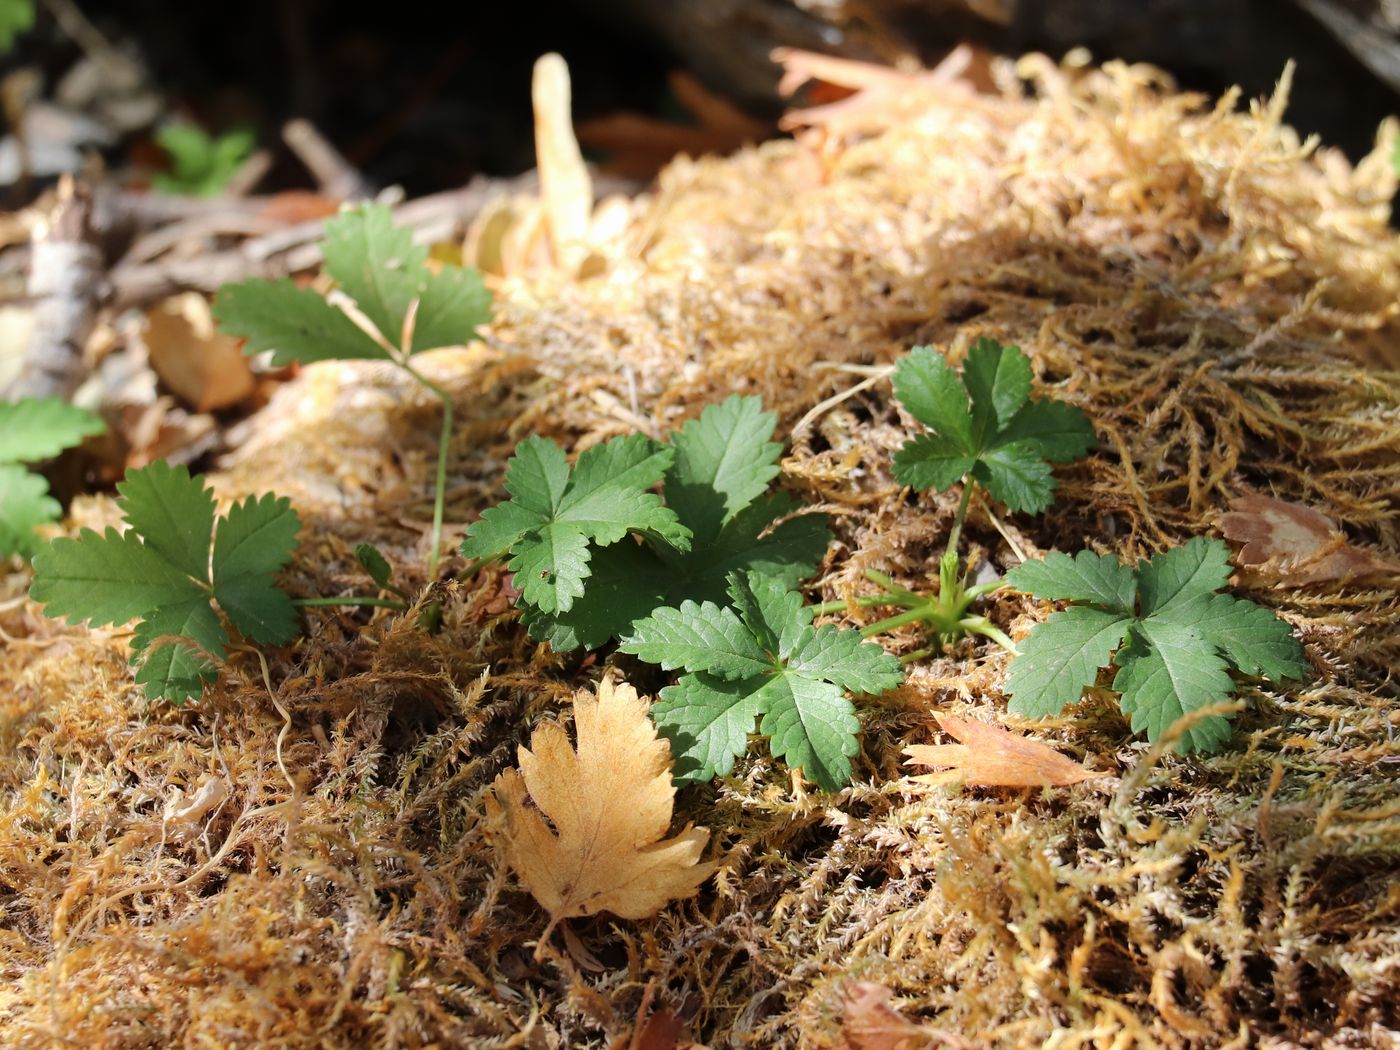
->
<box><xmin>214</xmin><ymin>203</ymin><xmax>492</xmax><ymax>579</ymax></box>
<box><xmin>0</xmin><ymin>398</ymin><xmax>104</xmax><ymax>560</ymax></box>
<box><xmin>620</xmin><ymin>571</ymin><xmax>904</xmax><ymax>791</ymax></box>
<box><xmin>1003</xmin><ymin>538</ymin><xmax>1309</xmax><ymax>752</ymax></box>
<box><xmin>821</xmin><ymin>340</ymin><xmax>1094</xmax><ymax>655</ymax></box>
<box><xmin>29</xmin><ymin>463</ymin><xmax>399</xmax><ymax>702</ymax></box>
<box><xmin>475</xmin><ymin>396</ymin><xmax>831</xmax><ymax>651</ymax></box>
<box><xmin>152</xmin><ymin>123</ymin><xmax>256</xmax><ymax>197</ymax></box>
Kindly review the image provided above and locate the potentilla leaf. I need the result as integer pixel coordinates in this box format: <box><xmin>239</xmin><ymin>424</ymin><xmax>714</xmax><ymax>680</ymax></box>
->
<box><xmin>321</xmin><ymin>204</ymin><xmax>427</xmax><ymax>346</ymax></box>
<box><xmin>1004</xmin><ymin>549</ymin><xmax>1137</xmax><ymax>613</ymax></box>
<box><xmin>653</xmin><ymin>672</ymin><xmax>767</xmax><ymax>783</ymax></box>
<box><xmin>0</xmin><ymin>398</ymin><xmax>104</xmax><ymax>463</ymax></box>
<box><xmin>0</xmin><ymin>465</ymin><xmax>60</xmax><ymax>560</ymax></box>
<box><xmin>889</xmin><ymin>339</ymin><xmax>1093</xmax><ymax>509</ymax></box>
<box><xmin>757</xmin><ymin>672</ymin><xmax>862</xmax><ymax>792</ymax></box>
<box><xmin>665</xmin><ymin>396</ymin><xmax>782</xmax><ymax>543</ymax></box>
<box><xmin>1112</xmin><ymin>620</ymin><xmax>1236</xmax><ymax>753</ymax></box>
<box><xmin>31</xmin><ymin>464</ymin><xmax>303</xmax><ymax>702</ymax></box>
<box><xmin>785</xmin><ymin>624</ymin><xmax>904</xmax><ymax>696</ymax></box>
<box><xmin>620</xmin><ymin>600</ymin><xmax>773</xmax><ymax>679</ymax></box>
<box><xmin>214</xmin><ymin>278</ymin><xmax>388</xmax><ymax>364</ymax></box>
<box><xmin>1004</xmin><ymin>605</ymin><xmax>1132</xmax><ymax>718</ymax></box>
<box><xmin>1006</xmin><ymin>537</ymin><xmax>1307</xmax><ymax>752</ymax></box>
<box><xmin>409</xmin><ymin>265</ymin><xmax>492</xmax><ymax>354</ymax></box>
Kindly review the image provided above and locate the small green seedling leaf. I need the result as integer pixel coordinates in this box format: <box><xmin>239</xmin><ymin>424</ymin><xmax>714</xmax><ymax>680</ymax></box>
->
<box><xmin>0</xmin><ymin>0</ymin><xmax>35</xmax><ymax>51</ymax></box>
<box><xmin>355</xmin><ymin>543</ymin><xmax>394</xmax><ymax>590</ymax></box>
<box><xmin>1004</xmin><ymin>537</ymin><xmax>1308</xmax><ymax>752</ymax></box>
<box><xmin>0</xmin><ymin>398</ymin><xmax>104</xmax><ymax>560</ymax></box>
<box><xmin>620</xmin><ymin>571</ymin><xmax>903</xmax><ymax>791</ymax></box>
<box><xmin>892</xmin><ymin>340</ymin><xmax>1094</xmax><ymax>513</ymax></box>
<box><xmin>519</xmin><ymin>396</ymin><xmax>831</xmax><ymax>650</ymax></box>
<box><xmin>31</xmin><ymin>463</ymin><xmax>301</xmax><ymax>703</ymax></box>
<box><xmin>152</xmin><ymin>124</ymin><xmax>255</xmax><ymax>197</ymax></box>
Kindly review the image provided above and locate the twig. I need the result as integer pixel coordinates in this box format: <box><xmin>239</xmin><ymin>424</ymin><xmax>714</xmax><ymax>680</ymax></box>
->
<box><xmin>282</xmin><ymin>119</ymin><xmax>372</xmax><ymax>201</ymax></box>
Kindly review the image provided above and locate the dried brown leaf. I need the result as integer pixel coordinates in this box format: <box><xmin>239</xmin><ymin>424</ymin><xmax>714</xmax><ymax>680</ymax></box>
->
<box><xmin>1220</xmin><ymin>494</ymin><xmax>1400</xmax><ymax>585</ymax></box>
<box><xmin>835</xmin><ymin>981</ymin><xmax>978</xmax><ymax>1050</ymax></box>
<box><xmin>144</xmin><ymin>292</ymin><xmax>256</xmax><ymax>411</ymax></box>
<box><xmin>904</xmin><ymin>714</ymin><xmax>1098</xmax><ymax>789</ymax></box>
<box><xmin>486</xmin><ymin>677</ymin><xmax>715</xmax><ymax>927</ymax></box>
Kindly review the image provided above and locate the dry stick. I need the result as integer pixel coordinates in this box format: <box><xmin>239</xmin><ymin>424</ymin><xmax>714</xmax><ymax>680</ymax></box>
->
<box><xmin>5</xmin><ymin>176</ymin><xmax>102</xmax><ymax>401</ymax></box>
<box><xmin>282</xmin><ymin>118</ymin><xmax>373</xmax><ymax>201</ymax></box>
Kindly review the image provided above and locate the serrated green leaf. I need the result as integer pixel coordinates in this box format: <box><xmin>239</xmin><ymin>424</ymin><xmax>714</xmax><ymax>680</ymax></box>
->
<box><xmin>322</xmin><ymin>204</ymin><xmax>427</xmax><ymax>346</ymax></box>
<box><xmin>523</xmin><ymin>540</ymin><xmax>670</xmax><ymax>651</ymax></box>
<box><xmin>355</xmin><ymin>543</ymin><xmax>393</xmax><ymax>589</ymax></box>
<box><xmin>1004</xmin><ymin>605</ymin><xmax>1132</xmax><ymax>718</ymax></box>
<box><xmin>117</xmin><ymin>462</ymin><xmax>215</xmax><ymax>582</ymax></box>
<box><xmin>971</xmin><ymin>440</ymin><xmax>1054</xmax><ymax>514</ymax></box>
<box><xmin>409</xmin><ymin>264</ymin><xmax>492</xmax><ymax>353</ymax></box>
<box><xmin>890</xmin><ymin>347</ymin><xmax>973</xmax><ymax>451</ymax></box>
<box><xmin>962</xmin><ymin>337</ymin><xmax>1032</xmax><ymax>440</ymax></box>
<box><xmin>1168</xmin><ymin>592</ymin><xmax>1308</xmax><ymax>682</ymax></box>
<box><xmin>728</xmin><ymin>570</ymin><xmax>807</xmax><ymax>656</ymax></box>
<box><xmin>0</xmin><ymin>464</ymin><xmax>59</xmax><ymax>559</ymax></box>
<box><xmin>510</xmin><ymin>523</ymin><xmax>593</xmax><ymax>614</ymax></box>
<box><xmin>561</xmin><ymin>435</ymin><xmax>686</xmax><ymax>548</ymax></box>
<box><xmin>1138</xmin><ymin>536</ymin><xmax>1232</xmax><ymax>617</ymax></box>
<box><xmin>1005</xmin><ymin>550</ymin><xmax>1136</xmax><ymax>613</ymax></box>
<box><xmin>0</xmin><ymin>398</ymin><xmax>104</xmax><ymax>463</ymax></box>
<box><xmin>995</xmin><ymin>399</ymin><xmax>1095</xmax><ymax>462</ymax></box>
<box><xmin>665</xmin><ymin>396</ymin><xmax>781</xmax><ymax>543</ymax></box>
<box><xmin>892</xmin><ymin>433</ymin><xmax>977</xmax><ymax>493</ymax></box>
<box><xmin>1112</xmin><ymin>619</ymin><xmax>1236</xmax><ymax>752</ymax></box>
<box><xmin>214</xmin><ymin>573</ymin><xmax>298</xmax><ymax>645</ymax></box>
<box><xmin>620</xmin><ymin>600</ymin><xmax>772</xmax><ymax>679</ymax></box>
<box><xmin>211</xmin><ymin>492</ymin><xmax>301</xmax><ymax>645</ymax></box>
<box><xmin>786</xmin><ymin>624</ymin><xmax>903</xmax><ymax>695</ymax></box>
<box><xmin>757</xmin><ymin>672</ymin><xmax>861</xmax><ymax>792</ymax></box>
<box><xmin>214</xmin><ymin>278</ymin><xmax>388</xmax><ymax>364</ymax></box>
<box><xmin>153</xmin><ymin>124</ymin><xmax>255</xmax><ymax>197</ymax></box>
<box><xmin>697</xmin><ymin>502</ymin><xmax>829</xmax><ymax>597</ymax></box>
<box><xmin>131</xmin><ymin>596</ymin><xmax>226</xmax><ymax>702</ymax></box>
<box><xmin>653</xmin><ymin>673</ymin><xmax>765</xmax><ymax>783</ymax></box>
<box><xmin>31</xmin><ymin>527</ymin><xmax>207</xmax><ymax>626</ymax></box>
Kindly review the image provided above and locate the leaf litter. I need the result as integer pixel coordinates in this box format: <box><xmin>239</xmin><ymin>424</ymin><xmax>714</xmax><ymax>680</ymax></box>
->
<box><xmin>1</xmin><ymin>49</ymin><xmax>1399</xmax><ymax>1049</ymax></box>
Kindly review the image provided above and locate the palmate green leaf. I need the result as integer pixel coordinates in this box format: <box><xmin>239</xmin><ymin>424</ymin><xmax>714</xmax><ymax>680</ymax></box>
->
<box><xmin>462</xmin><ymin>433</ymin><xmax>686</xmax><ymax>615</ymax></box>
<box><xmin>322</xmin><ymin>204</ymin><xmax>427</xmax><ymax>346</ymax></box>
<box><xmin>665</xmin><ymin>395</ymin><xmax>781</xmax><ymax>543</ymax></box>
<box><xmin>0</xmin><ymin>398</ymin><xmax>104</xmax><ymax>463</ymax></box>
<box><xmin>1006</xmin><ymin>537</ymin><xmax>1307</xmax><ymax>752</ymax></box>
<box><xmin>890</xmin><ymin>339</ymin><xmax>1094</xmax><ymax>514</ymax></box>
<box><xmin>409</xmin><ymin>265</ymin><xmax>492</xmax><ymax>353</ymax></box>
<box><xmin>1004</xmin><ymin>549</ymin><xmax>1136</xmax><ymax>613</ymax></box>
<box><xmin>30</xmin><ymin>464</ymin><xmax>302</xmax><ymax>702</ymax></box>
<box><xmin>1004</xmin><ymin>605</ymin><xmax>1132</xmax><ymax>718</ymax></box>
<box><xmin>624</xmin><ymin>571</ymin><xmax>902</xmax><ymax>791</ymax></box>
<box><xmin>0</xmin><ymin>465</ymin><xmax>59</xmax><ymax>559</ymax></box>
<box><xmin>213</xmin><ymin>278</ymin><xmax>388</xmax><ymax>364</ymax></box>
<box><xmin>153</xmin><ymin>124</ymin><xmax>255</xmax><ymax>197</ymax></box>
<box><xmin>1112</xmin><ymin>620</ymin><xmax>1236</xmax><ymax>754</ymax></box>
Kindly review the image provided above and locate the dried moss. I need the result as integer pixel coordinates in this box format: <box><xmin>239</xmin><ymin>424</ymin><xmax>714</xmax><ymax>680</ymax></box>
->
<box><xmin>2</xmin><ymin>56</ymin><xmax>1398</xmax><ymax>1047</ymax></box>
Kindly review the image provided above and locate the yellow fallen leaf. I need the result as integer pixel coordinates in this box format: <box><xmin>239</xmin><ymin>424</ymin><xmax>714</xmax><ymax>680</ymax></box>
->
<box><xmin>904</xmin><ymin>714</ymin><xmax>1098</xmax><ymax>789</ymax></box>
<box><xmin>487</xmin><ymin>677</ymin><xmax>715</xmax><ymax>931</ymax></box>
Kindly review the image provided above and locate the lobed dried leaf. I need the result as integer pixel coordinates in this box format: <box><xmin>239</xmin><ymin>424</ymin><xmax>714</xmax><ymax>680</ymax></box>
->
<box><xmin>904</xmin><ymin>713</ymin><xmax>1100</xmax><ymax>789</ymax></box>
<box><xmin>1220</xmin><ymin>493</ymin><xmax>1400</xmax><ymax>585</ymax></box>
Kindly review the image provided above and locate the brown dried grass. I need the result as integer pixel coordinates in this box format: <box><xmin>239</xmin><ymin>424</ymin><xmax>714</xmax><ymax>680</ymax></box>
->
<box><xmin>2</xmin><ymin>55</ymin><xmax>1398</xmax><ymax>1048</ymax></box>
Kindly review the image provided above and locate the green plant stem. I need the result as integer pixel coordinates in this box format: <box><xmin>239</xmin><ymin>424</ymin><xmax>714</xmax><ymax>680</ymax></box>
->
<box><xmin>944</xmin><ymin>480</ymin><xmax>976</xmax><ymax>568</ymax></box>
<box><xmin>293</xmin><ymin>596</ymin><xmax>407</xmax><ymax>610</ymax></box>
<box><xmin>400</xmin><ymin>361</ymin><xmax>453</xmax><ymax>581</ymax></box>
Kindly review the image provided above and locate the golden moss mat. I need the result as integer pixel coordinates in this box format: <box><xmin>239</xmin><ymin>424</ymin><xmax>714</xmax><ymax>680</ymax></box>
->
<box><xmin>2</xmin><ymin>55</ymin><xmax>1399</xmax><ymax>1047</ymax></box>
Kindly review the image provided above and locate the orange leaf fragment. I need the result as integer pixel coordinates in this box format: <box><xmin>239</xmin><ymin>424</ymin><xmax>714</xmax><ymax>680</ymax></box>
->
<box><xmin>1219</xmin><ymin>494</ymin><xmax>1400</xmax><ymax>586</ymax></box>
<box><xmin>904</xmin><ymin>714</ymin><xmax>1098</xmax><ymax>789</ymax></box>
<box><xmin>143</xmin><ymin>292</ymin><xmax>256</xmax><ymax>412</ymax></box>
<box><xmin>486</xmin><ymin>678</ymin><xmax>715</xmax><ymax>928</ymax></box>
<box><xmin>835</xmin><ymin>982</ymin><xmax>977</xmax><ymax>1050</ymax></box>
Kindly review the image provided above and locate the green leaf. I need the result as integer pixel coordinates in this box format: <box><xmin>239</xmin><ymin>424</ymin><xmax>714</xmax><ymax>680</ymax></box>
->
<box><xmin>355</xmin><ymin>543</ymin><xmax>394</xmax><ymax>589</ymax></box>
<box><xmin>560</xmin><ymin>435</ymin><xmax>688</xmax><ymax>549</ymax></box>
<box><xmin>653</xmin><ymin>673</ymin><xmax>765</xmax><ymax>783</ymax></box>
<box><xmin>212</xmin><ymin>493</ymin><xmax>302</xmax><ymax>644</ymax></box>
<box><xmin>0</xmin><ymin>465</ymin><xmax>59</xmax><ymax>559</ymax></box>
<box><xmin>1004</xmin><ymin>605</ymin><xmax>1132</xmax><ymax>718</ymax></box>
<box><xmin>522</xmin><ymin>541</ymin><xmax>669</xmax><ymax>651</ymax></box>
<box><xmin>971</xmin><ymin>440</ymin><xmax>1054</xmax><ymax>514</ymax></box>
<box><xmin>995</xmin><ymin>399</ymin><xmax>1095</xmax><ymax>463</ymax></box>
<box><xmin>214</xmin><ymin>278</ymin><xmax>388</xmax><ymax>364</ymax></box>
<box><xmin>1167</xmin><ymin>592</ymin><xmax>1308</xmax><ymax>682</ymax></box>
<box><xmin>728</xmin><ymin>570</ymin><xmax>805</xmax><ymax>656</ymax></box>
<box><xmin>1005</xmin><ymin>549</ymin><xmax>1136</xmax><ymax>613</ymax></box>
<box><xmin>891</xmin><ymin>347</ymin><xmax>973</xmax><ymax>450</ymax></box>
<box><xmin>409</xmin><ymin>264</ymin><xmax>493</xmax><ymax>353</ymax></box>
<box><xmin>962</xmin><ymin>337</ymin><xmax>1031</xmax><ymax>439</ymax></box>
<box><xmin>757</xmin><ymin>672</ymin><xmax>861</xmax><ymax>792</ymax></box>
<box><xmin>322</xmin><ymin>204</ymin><xmax>427</xmax><ymax>346</ymax></box>
<box><xmin>0</xmin><ymin>0</ymin><xmax>35</xmax><ymax>50</ymax></box>
<box><xmin>131</xmin><ymin>596</ymin><xmax>226</xmax><ymax>703</ymax></box>
<box><xmin>620</xmin><ymin>600</ymin><xmax>772</xmax><ymax>679</ymax></box>
<box><xmin>785</xmin><ymin>624</ymin><xmax>903</xmax><ymax>696</ymax></box>
<box><xmin>0</xmin><ymin>398</ymin><xmax>104</xmax><ymax>463</ymax></box>
<box><xmin>117</xmin><ymin>462</ymin><xmax>215</xmax><ymax>582</ymax></box>
<box><xmin>665</xmin><ymin>396</ymin><xmax>781</xmax><ymax>543</ymax></box>
<box><xmin>1138</xmin><ymin>536</ymin><xmax>1233</xmax><ymax>617</ymax></box>
<box><xmin>892</xmin><ymin>433</ymin><xmax>977</xmax><ymax>493</ymax></box>
<box><xmin>32</xmin><ymin>526</ymin><xmax>207</xmax><ymax>626</ymax></box>
<box><xmin>152</xmin><ymin>125</ymin><xmax>254</xmax><ymax>197</ymax></box>
<box><xmin>1112</xmin><ymin>619</ymin><xmax>1236</xmax><ymax>753</ymax></box>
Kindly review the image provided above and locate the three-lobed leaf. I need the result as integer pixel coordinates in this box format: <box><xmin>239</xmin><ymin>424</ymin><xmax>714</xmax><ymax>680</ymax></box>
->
<box><xmin>0</xmin><ymin>399</ymin><xmax>104</xmax><ymax>559</ymax></box>
<box><xmin>621</xmin><ymin>571</ymin><xmax>902</xmax><ymax>790</ymax></box>
<box><xmin>1005</xmin><ymin>537</ymin><xmax>1308</xmax><ymax>752</ymax></box>
<box><xmin>891</xmin><ymin>339</ymin><xmax>1094</xmax><ymax>514</ymax></box>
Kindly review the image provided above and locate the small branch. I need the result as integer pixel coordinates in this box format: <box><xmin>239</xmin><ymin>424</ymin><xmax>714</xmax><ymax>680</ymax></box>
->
<box><xmin>282</xmin><ymin>119</ymin><xmax>372</xmax><ymax>201</ymax></box>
